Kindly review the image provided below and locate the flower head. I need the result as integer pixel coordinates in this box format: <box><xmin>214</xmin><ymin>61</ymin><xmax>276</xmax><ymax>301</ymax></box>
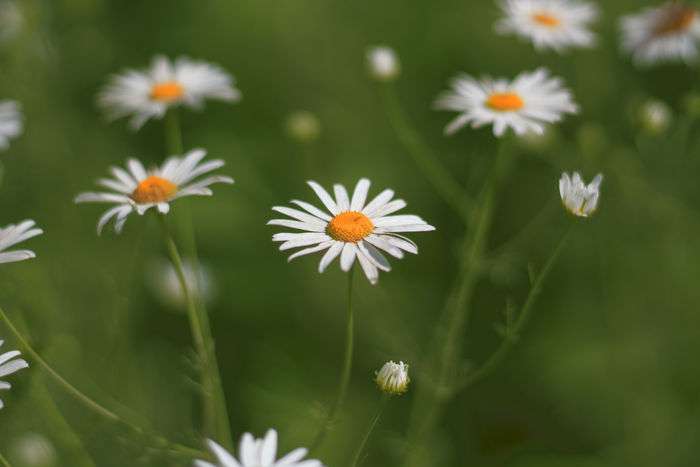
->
<box><xmin>435</xmin><ymin>68</ymin><xmax>578</xmax><ymax>137</ymax></box>
<box><xmin>366</xmin><ymin>46</ymin><xmax>401</xmax><ymax>81</ymax></box>
<box><xmin>149</xmin><ymin>258</ymin><xmax>216</xmax><ymax>310</ymax></box>
<box><xmin>496</xmin><ymin>0</ymin><xmax>599</xmax><ymax>52</ymax></box>
<box><xmin>621</xmin><ymin>2</ymin><xmax>700</xmax><ymax>66</ymax></box>
<box><xmin>0</xmin><ymin>339</ymin><xmax>28</xmax><ymax>409</ymax></box>
<box><xmin>268</xmin><ymin>179</ymin><xmax>435</xmax><ymax>285</ymax></box>
<box><xmin>559</xmin><ymin>172</ymin><xmax>602</xmax><ymax>217</ymax></box>
<box><xmin>0</xmin><ymin>100</ymin><xmax>22</xmax><ymax>150</ymax></box>
<box><xmin>195</xmin><ymin>430</ymin><xmax>323</xmax><ymax>467</ymax></box>
<box><xmin>0</xmin><ymin>220</ymin><xmax>42</xmax><ymax>264</ymax></box>
<box><xmin>376</xmin><ymin>361</ymin><xmax>410</xmax><ymax>395</ymax></box>
<box><xmin>75</xmin><ymin>148</ymin><xmax>233</xmax><ymax>234</ymax></box>
<box><xmin>640</xmin><ymin>99</ymin><xmax>672</xmax><ymax>134</ymax></box>
<box><xmin>98</xmin><ymin>55</ymin><xmax>241</xmax><ymax>130</ymax></box>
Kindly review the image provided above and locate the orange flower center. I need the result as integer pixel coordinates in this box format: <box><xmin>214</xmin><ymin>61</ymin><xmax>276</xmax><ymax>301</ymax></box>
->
<box><xmin>656</xmin><ymin>6</ymin><xmax>696</xmax><ymax>35</ymax></box>
<box><xmin>532</xmin><ymin>12</ymin><xmax>561</xmax><ymax>27</ymax></box>
<box><xmin>131</xmin><ymin>176</ymin><xmax>178</xmax><ymax>204</ymax></box>
<box><xmin>150</xmin><ymin>81</ymin><xmax>185</xmax><ymax>103</ymax></box>
<box><xmin>327</xmin><ymin>211</ymin><xmax>374</xmax><ymax>242</ymax></box>
<box><xmin>486</xmin><ymin>92</ymin><xmax>524</xmax><ymax>112</ymax></box>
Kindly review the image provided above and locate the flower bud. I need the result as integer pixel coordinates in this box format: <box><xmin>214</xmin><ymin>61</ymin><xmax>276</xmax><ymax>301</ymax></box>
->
<box><xmin>366</xmin><ymin>46</ymin><xmax>400</xmax><ymax>82</ymax></box>
<box><xmin>375</xmin><ymin>361</ymin><xmax>410</xmax><ymax>395</ymax></box>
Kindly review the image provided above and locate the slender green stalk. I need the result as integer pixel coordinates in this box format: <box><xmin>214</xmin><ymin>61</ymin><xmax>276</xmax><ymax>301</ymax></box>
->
<box><xmin>380</xmin><ymin>83</ymin><xmax>474</xmax><ymax>223</ymax></box>
<box><xmin>350</xmin><ymin>395</ymin><xmax>389</xmax><ymax>467</ymax></box>
<box><xmin>0</xmin><ymin>451</ymin><xmax>11</xmax><ymax>467</ymax></box>
<box><xmin>312</xmin><ymin>268</ymin><xmax>356</xmax><ymax>451</ymax></box>
<box><xmin>165</xmin><ymin>110</ymin><xmax>184</xmax><ymax>156</ymax></box>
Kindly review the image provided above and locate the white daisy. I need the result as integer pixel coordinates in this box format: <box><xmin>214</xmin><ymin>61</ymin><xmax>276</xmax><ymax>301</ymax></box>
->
<box><xmin>559</xmin><ymin>171</ymin><xmax>602</xmax><ymax>217</ymax></box>
<box><xmin>366</xmin><ymin>45</ymin><xmax>401</xmax><ymax>81</ymax></box>
<box><xmin>495</xmin><ymin>0</ymin><xmax>599</xmax><ymax>52</ymax></box>
<box><xmin>375</xmin><ymin>361</ymin><xmax>410</xmax><ymax>395</ymax></box>
<box><xmin>195</xmin><ymin>430</ymin><xmax>323</xmax><ymax>467</ymax></box>
<box><xmin>621</xmin><ymin>2</ymin><xmax>700</xmax><ymax>65</ymax></box>
<box><xmin>435</xmin><ymin>68</ymin><xmax>578</xmax><ymax>137</ymax></box>
<box><xmin>268</xmin><ymin>178</ymin><xmax>435</xmax><ymax>285</ymax></box>
<box><xmin>98</xmin><ymin>55</ymin><xmax>241</xmax><ymax>130</ymax></box>
<box><xmin>0</xmin><ymin>100</ymin><xmax>22</xmax><ymax>150</ymax></box>
<box><xmin>0</xmin><ymin>339</ymin><xmax>28</xmax><ymax>409</ymax></box>
<box><xmin>75</xmin><ymin>148</ymin><xmax>233</xmax><ymax>234</ymax></box>
<box><xmin>0</xmin><ymin>220</ymin><xmax>42</xmax><ymax>264</ymax></box>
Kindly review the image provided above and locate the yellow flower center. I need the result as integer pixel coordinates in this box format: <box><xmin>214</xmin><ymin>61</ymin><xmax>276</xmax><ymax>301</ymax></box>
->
<box><xmin>327</xmin><ymin>211</ymin><xmax>374</xmax><ymax>242</ymax></box>
<box><xmin>656</xmin><ymin>6</ymin><xmax>696</xmax><ymax>35</ymax></box>
<box><xmin>131</xmin><ymin>176</ymin><xmax>178</xmax><ymax>204</ymax></box>
<box><xmin>150</xmin><ymin>81</ymin><xmax>185</xmax><ymax>103</ymax></box>
<box><xmin>486</xmin><ymin>92</ymin><xmax>524</xmax><ymax>112</ymax></box>
<box><xmin>532</xmin><ymin>12</ymin><xmax>561</xmax><ymax>27</ymax></box>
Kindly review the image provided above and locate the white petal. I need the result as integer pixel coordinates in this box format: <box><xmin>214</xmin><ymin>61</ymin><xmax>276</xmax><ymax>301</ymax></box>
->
<box><xmin>339</xmin><ymin>243</ymin><xmax>357</xmax><ymax>271</ymax></box>
<box><xmin>319</xmin><ymin>241</ymin><xmax>343</xmax><ymax>273</ymax></box>
<box><xmin>307</xmin><ymin>181</ymin><xmax>339</xmax><ymax>215</ymax></box>
<box><xmin>350</xmin><ymin>178</ymin><xmax>371</xmax><ymax>211</ymax></box>
<box><xmin>333</xmin><ymin>184</ymin><xmax>350</xmax><ymax>212</ymax></box>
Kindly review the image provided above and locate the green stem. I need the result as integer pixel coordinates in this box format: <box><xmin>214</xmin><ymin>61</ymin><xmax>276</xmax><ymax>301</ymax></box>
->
<box><xmin>380</xmin><ymin>83</ymin><xmax>474</xmax><ymax>223</ymax></box>
<box><xmin>349</xmin><ymin>395</ymin><xmax>389</xmax><ymax>467</ymax></box>
<box><xmin>165</xmin><ymin>110</ymin><xmax>184</xmax><ymax>155</ymax></box>
<box><xmin>0</xmin><ymin>451</ymin><xmax>11</xmax><ymax>467</ymax></box>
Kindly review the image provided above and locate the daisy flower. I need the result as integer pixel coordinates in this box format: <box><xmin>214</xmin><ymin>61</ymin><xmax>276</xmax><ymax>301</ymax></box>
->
<box><xmin>621</xmin><ymin>2</ymin><xmax>700</xmax><ymax>65</ymax></box>
<box><xmin>268</xmin><ymin>178</ymin><xmax>435</xmax><ymax>285</ymax></box>
<box><xmin>0</xmin><ymin>100</ymin><xmax>22</xmax><ymax>150</ymax></box>
<box><xmin>75</xmin><ymin>148</ymin><xmax>233</xmax><ymax>234</ymax></box>
<box><xmin>434</xmin><ymin>68</ymin><xmax>578</xmax><ymax>137</ymax></box>
<box><xmin>0</xmin><ymin>339</ymin><xmax>28</xmax><ymax>409</ymax></box>
<box><xmin>195</xmin><ymin>430</ymin><xmax>323</xmax><ymax>467</ymax></box>
<box><xmin>559</xmin><ymin>171</ymin><xmax>602</xmax><ymax>217</ymax></box>
<box><xmin>0</xmin><ymin>220</ymin><xmax>42</xmax><ymax>264</ymax></box>
<box><xmin>495</xmin><ymin>0</ymin><xmax>599</xmax><ymax>52</ymax></box>
<box><xmin>98</xmin><ymin>55</ymin><xmax>241</xmax><ymax>130</ymax></box>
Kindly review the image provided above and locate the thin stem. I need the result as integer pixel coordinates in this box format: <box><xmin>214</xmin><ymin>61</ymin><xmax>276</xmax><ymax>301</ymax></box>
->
<box><xmin>0</xmin><ymin>451</ymin><xmax>11</xmax><ymax>467</ymax></box>
<box><xmin>165</xmin><ymin>109</ymin><xmax>184</xmax><ymax>155</ymax></box>
<box><xmin>380</xmin><ymin>83</ymin><xmax>474</xmax><ymax>223</ymax></box>
<box><xmin>349</xmin><ymin>395</ymin><xmax>389</xmax><ymax>467</ymax></box>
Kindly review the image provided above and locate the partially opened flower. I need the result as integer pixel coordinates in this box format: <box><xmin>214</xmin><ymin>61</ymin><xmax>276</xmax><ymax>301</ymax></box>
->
<box><xmin>75</xmin><ymin>148</ymin><xmax>233</xmax><ymax>234</ymax></box>
<box><xmin>98</xmin><ymin>55</ymin><xmax>241</xmax><ymax>130</ymax></box>
<box><xmin>269</xmin><ymin>178</ymin><xmax>435</xmax><ymax>284</ymax></box>
<box><xmin>0</xmin><ymin>100</ymin><xmax>22</xmax><ymax>150</ymax></box>
<box><xmin>495</xmin><ymin>0</ymin><xmax>599</xmax><ymax>52</ymax></box>
<box><xmin>195</xmin><ymin>430</ymin><xmax>323</xmax><ymax>467</ymax></box>
<box><xmin>435</xmin><ymin>68</ymin><xmax>578</xmax><ymax>137</ymax></box>
<box><xmin>376</xmin><ymin>361</ymin><xmax>410</xmax><ymax>395</ymax></box>
<box><xmin>0</xmin><ymin>220</ymin><xmax>42</xmax><ymax>264</ymax></box>
<box><xmin>559</xmin><ymin>172</ymin><xmax>602</xmax><ymax>217</ymax></box>
<box><xmin>621</xmin><ymin>2</ymin><xmax>700</xmax><ymax>65</ymax></box>
<box><xmin>0</xmin><ymin>339</ymin><xmax>28</xmax><ymax>409</ymax></box>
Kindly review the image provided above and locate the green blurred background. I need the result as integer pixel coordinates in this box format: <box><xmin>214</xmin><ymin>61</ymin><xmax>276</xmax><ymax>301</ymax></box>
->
<box><xmin>1</xmin><ymin>0</ymin><xmax>700</xmax><ymax>466</ymax></box>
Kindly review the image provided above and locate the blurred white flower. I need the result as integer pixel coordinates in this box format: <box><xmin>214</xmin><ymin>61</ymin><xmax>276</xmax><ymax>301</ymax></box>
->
<box><xmin>366</xmin><ymin>46</ymin><xmax>400</xmax><ymax>81</ymax></box>
<box><xmin>0</xmin><ymin>220</ymin><xmax>42</xmax><ymax>264</ymax></box>
<box><xmin>11</xmin><ymin>433</ymin><xmax>56</xmax><ymax>467</ymax></box>
<box><xmin>0</xmin><ymin>339</ymin><xmax>28</xmax><ymax>409</ymax></box>
<box><xmin>640</xmin><ymin>99</ymin><xmax>672</xmax><ymax>134</ymax></box>
<box><xmin>195</xmin><ymin>430</ymin><xmax>323</xmax><ymax>467</ymax></box>
<box><xmin>376</xmin><ymin>361</ymin><xmax>410</xmax><ymax>395</ymax></box>
<box><xmin>0</xmin><ymin>100</ymin><xmax>22</xmax><ymax>151</ymax></box>
<box><xmin>496</xmin><ymin>0</ymin><xmax>599</xmax><ymax>52</ymax></box>
<box><xmin>98</xmin><ymin>55</ymin><xmax>241</xmax><ymax>130</ymax></box>
<box><xmin>149</xmin><ymin>258</ymin><xmax>216</xmax><ymax>310</ymax></box>
<box><xmin>285</xmin><ymin>111</ymin><xmax>321</xmax><ymax>143</ymax></box>
<box><xmin>621</xmin><ymin>2</ymin><xmax>700</xmax><ymax>66</ymax></box>
<box><xmin>559</xmin><ymin>172</ymin><xmax>603</xmax><ymax>218</ymax></box>
<box><xmin>0</xmin><ymin>1</ymin><xmax>23</xmax><ymax>43</ymax></box>
<box><xmin>75</xmin><ymin>148</ymin><xmax>233</xmax><ymax>234</ymax></box>
<box><xmin>268</xmin><ymin>178</ymin><xmax>435</xmax><ymax>285</ymax></box>
<box><xmin>435</xmin><ymin>68</ymin><xmax>578</xmax><ymax>137</ymax></box>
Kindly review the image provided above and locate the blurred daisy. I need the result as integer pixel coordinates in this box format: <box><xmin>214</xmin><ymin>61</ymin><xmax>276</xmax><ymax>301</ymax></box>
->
<box><xmin>435</xmin><ymin>68</ymin><xmax>578</xmax><ymax>136</ymax></box>
<box><xmin>640</xmin><ymin>99</ymin><xmax>672</xmax><ymax>134</ymax></box>
<box><xmin>0</xmin><ymin>100</ymin><xmax>22</xmax><ymax>150</ymax></box>
<box><xmin>195</xmin><ymin>430</ymin><xmax>323</xmax><ymax>467</ymax></box>
<box><xmin>0</xmin><ymin>220</ymin><xmax>42</xmax><ymax>264</ymax></box>
<box><xmin>0</xmin><ymin>1</ymin><xmax>23</xmax><ymax>44</ymax></box>
<box><xmin>269</xmin><ymin>178</ymin><xmax>435</xmax><ymax>285</ymax></box>
<box><xmin>98</xmin><ymin>55</ymin><xmax>241</xmax><ymax>130</ymax></box>
<box><xmin>495</xmin><ymin>0</ymin><xmax>599</xmax><ymax>52</ymax></box>
<box><xmin>559</xmin><ymin>172</ymin><xmax>602</xmax><ymax>217</ymax></box>
<box><xmin>0</xmin><ymin>339</ymin><xmax>28</xmax><ymax>409</ymax></box>
<box><xmin>11</xmin><ymin>432</ymin><xmax>57</xmax><ymax>467</ymax></box>
<box><xmin>366</xmin><ymin>45</ymin><xmax>401</xmax><ymax>81</ymax></box>
<box><xmin>621</xmin><ymin>2</ymin><xmax>700</xmax><ymax>65</ymax></box>
<box><xmin>148</xmin><ymin>257</ymin><xmax>216</xmax><ymax>310</ymax></box>
<box><xmin>75</xmin><ymin>148</ymin><xmax>233</xmax><ymax>234</ymax></box>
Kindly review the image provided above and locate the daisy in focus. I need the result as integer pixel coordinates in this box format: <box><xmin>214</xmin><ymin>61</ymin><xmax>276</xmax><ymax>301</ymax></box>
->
<box><xmin>98</xmin><ymin>55</ymin><xmax>241</xmax><ymax>130</ymax></box>
<box><xmin>621</xmin><ymin>2</ymin><xmax>700</xmax><ymax>65</ymax></box>
<box><xmin>495</xmin><ymin>0</ymin><xmax>599</xmax><ymax>52</ymax></box>
<box><xmin>435</xmin><ymin>68</ymin><xmax>578</xmax><ymax>137</ymax></box>
<box><xmin>559</xmin><ymin>171</ymin><xmax>602</xmax><ymax>217</ymax></box>
<box><xmin>0</xmin><ymin>220</ymin><xmax>42</xmax><ymax>264</ymax></box>
<box><xmin>195</xmin><ymin>430</ymin><xmax>323</xmax><ymax>467</ymax></box>
<box><xmin>0</xmin><ymin>339</ymin><xmax>28</xmax><ymax>409</ymax></box>
<box><xmin>269</xmin><ymin>179</ymin><xmax>435</xmax><ymax>284</ymax></box>
<box><xmin>0</xmin><ymin>100</ymin><xmax>22</xmax><ymax>150</ymax></box>
<box><xmin>75</xmin><ymin>148</ymin><xmax>233</xmax><ymax>234</ymax></box>
<box><xmin>376</xmin><ymin>360</ymin><xmax>410</xmax><ymax>395</ymax></box>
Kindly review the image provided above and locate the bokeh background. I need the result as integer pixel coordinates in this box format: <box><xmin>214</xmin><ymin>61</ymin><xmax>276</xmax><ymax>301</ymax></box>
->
<box><xmin>1</xmin><ymin>0</ymin><xmax>699</xmax><ymax>466</ymax></box>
